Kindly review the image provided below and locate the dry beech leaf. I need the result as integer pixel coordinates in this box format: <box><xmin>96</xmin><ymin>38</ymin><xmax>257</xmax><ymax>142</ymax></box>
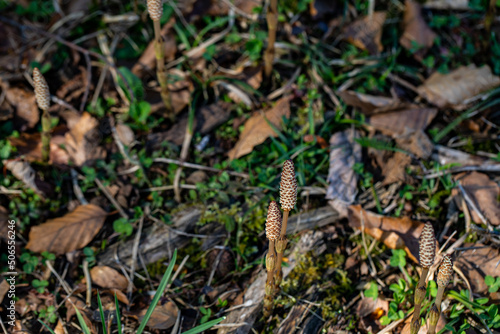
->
<box><xmin>54</xmin><ymin>319</ymin><xmax>65</xmax><ymax>334</ymax></box>
<box><xmin>89</xmin><ymin>266</ymin><xmax>129</xmax><ymax>291</ymax></box>
<box><xmin>116</xmin><ymin>123</ymin><xmax>135</xmax><ymax>146</ymax></box>
<box><xmin>348</xmin><ymin>205</ymin><xmax>425</xmax><ymax>263</ymax></box>
<box><xmin>9</xmin><ymin>126</ymin><xmax>70</xmax><ymax>165</ymax></box>
<box><xmin>26</xmin><ymin>204</ymin><xmax>107</xmax><ymax>255</ymax></box>
<box><xmin>455</xmin><ymin>172</ymin><xmax>500</xmax><ymax>226</ymax></box>
<box><xmin>369</xmin><ymin>143</ymin><xmax>411</xmax><ymax>185</ymax></box>
<box><xmin>337</xmin><ymin>90</ymin><xmax>410</xmax><ymax>115</ymax></box>
<box><xmin>228</xmin><ymin>97</ymin><xmax>290</xmax><ymax>160</ymax></box>
<box><xmin>343</xmin><ymin>12</ymin><xmax>386</xmax><ymax>54</ymax></box>
<box><xmin>138</xmin><ymin>300</ymin><xmax>179</xmax><ymax>329</ymax></box>
<box><xmin>132</xmin><ymin>18</ymin><xmax>177</xmax><ymax>78</ymax></box>
<box><xmin>455</xmin><ymin>244</ymin><xmax>500</xmax><ymax>293</ymax></box>
<box><xmin>326</xmin><ymin>130</ymin><xmax>361</xmax><ymax>218</ymax></box>
<box><xmin>399</xmin><ymin>0</ymin><xmax>436</xmax><ymax>61</ymax></box>
<box><xmin>65</xmin><ymin>112</ymin><xmax>105</xmax><ymax>166</ymax></box>
<box><xmin>5</xmin><ymin>87</ymin><xmax>39</xmax><ymax>130</ymax></box>
<box><xmin>395</xmin><ymin>128</ymin><xmax>434</xmax><ymax>159</ymax></box>
<box><xmin>356</xmin><ymin>296</ymin><xmax>388</xmax><ymax>319</ymax></box>
<box><xmin>0</xmin><ymin>279</ymin><xmax>9</xmax><ymax>304</ymax></box>
<box><xmin>368</xmin><ymin>107</ymin><xmax>437</xmax><ymax>136</ymax></box>
<box><xmin>4</xmin><ymin>160</ymin><xmax>43</xmax><ymax>195</ymax></box>
<box><xmin>417</xmin><ymin>64</ymin><xmax>500</xmax><ymax>108</ymax></box>
<box><xmin>103</xmin><ymin>288</ymin><xmax>130</xmax><ymax>305</ymax></box>
<box><xmin>208</xmin><ymin>0</ymin><xmax>261</xmax><ymax>16</ymax></box>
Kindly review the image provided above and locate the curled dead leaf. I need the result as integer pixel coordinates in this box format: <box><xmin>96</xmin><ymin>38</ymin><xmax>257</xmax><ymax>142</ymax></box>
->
<box><xmin>348</xmin><ymin>205</ymin><xmax>426</xmax><ymax>263</ymax></box>
<box><xmin>228</xmin><ymin>97</ymin><xmax>290</xmax><ymax>160</ymax></box>
<box><xmin>417</xmin><ymin>64</ymin><xmax>500</xmax><ymax>109</ymax></box>
<box><xmin>138</xmin><ymin>300</ymin><xmax>179</xmax><ymax>329</ymax></box>
<box><xmin>327</xmin><ymin>130</ymin><xmax>361</xmax><ymax>218</ymax></box>
<box><xmin>368</xmin><ymin>107</ymin><xmax>437</xmax><ymax>136</ymax></box>
<box><xmin>455</xmin><ymin>244</ymin><xmax>500</xmax><ymax>293</ymax></box>
<box><xmin>399</xmin><ymin>0</ymin><xmax>436</xmax><ymax>61</ymax></box>
<box><xmin>89</xmin><ymin>266</ymin><xmax>129</xmax><ymax>291</ymax></box>
<box><xmin>338</xmin><ymin>90</ymin><xmax>410</xmax><ymax>115</ymax></box>
<box><xmin>5</xmin><ymin>87</ymin><xmax>39</xmax><ymax>130</ymax></box>
<box><xmin>454</xmin><ymin>172</ymin><xmax>500</xmax><ymax>226</ymax></box>
<box><xmin>343</xmin><ymin>12</ymin><xmax>386</xmax><ymax>54</ymax></box>
<box><xmin>26</xmin><ymin>204</ymin><xmax>107</xmax><ymax>255</ymax></box>
<box><xmin>65</xmin><ymin>112</ymin><xmax>105</xmax><ymax>166</ymax></box>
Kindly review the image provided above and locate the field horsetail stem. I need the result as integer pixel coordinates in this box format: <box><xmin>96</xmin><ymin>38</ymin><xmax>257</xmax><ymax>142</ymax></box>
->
<box><xmin>147</xmin><ymin>0</ymin><xmax>173</xmax><ymax>116</ymax></box>
<box><xmin>411</xmin><ymin>222</ymin><xmax>436</xmax><ymax>334</ymax></box>
<box><xmin>263</xmin><ymin>201</ymin><xmax>281</xmax><ymax>318</ymax></box>
<box><xmin>428</xmin><ymin>255</ymin><xmax>453</xmax><ymax>334</ymax></box>
<box><xmin>33</xmin><ymin>68</ymin><xmax>51</xmax><ymax>163</ymax></box>
<box><xmin>263</xmin><ymin>0</ymin><xmax>278</xmax><ymax>77</ymax></box>
<box><xmin>273</xmin><ymin>160</ymin><xmax>297</xmax><ymax>294</ymax></box>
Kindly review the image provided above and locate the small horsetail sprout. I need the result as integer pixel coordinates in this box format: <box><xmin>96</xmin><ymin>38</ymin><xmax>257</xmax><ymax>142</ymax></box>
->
<box><xmin>263</xmin><ymin>201</ymin><xmax>281</xmax><ymax>318</ymax></box>
<box><xmin>411</xmin><ymin>222</ymin><xmax>436</xmax><ymax>334</ymax></box>
<box><xmin>147</xmin><ymin>0</ymin><xmax>172</xmax><ymax>115</ymax></box>
<box><xmin>274</xmin><ymin>160</ymin><xmax>297</xmax><ymax>294</ymax></box>
<box><xmin>33</xmin><ymin>68</ymin><xmax>51</xmax><ymax>163</ymax></box>
<box><xmin>428</xmin><ymin>255</ymin><xmax>453</xmax><ymax>334</ymax></box>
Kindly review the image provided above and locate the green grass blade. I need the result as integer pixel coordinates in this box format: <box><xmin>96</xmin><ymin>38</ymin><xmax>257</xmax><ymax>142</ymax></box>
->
<box><xmin>136</xmin><ymin>249</ymin><xmax>178</xmax><ymax>334</ymax></box>
<box><xmin>74</xmin><ymin>306</ymin><xmax>92</xmax><ymax>334</ymax></box>
<box><xmin>38</xmin><ymin>320</ymin><xmax>56</xmax><ymax>334</ymax></box>
<box><xmin>180</xmin><ymin>316</ymin><xmax>226</xmax><ymax>334</ymax></box>
<box><xmin>97</xmin><ymin>292</ymin><xmax>107</xmax><ymax>334</ymax></box>
<box><xmin>115</xmin><ymin>293</ymin><xmax>123</xmax><ymax>334</ymax></box>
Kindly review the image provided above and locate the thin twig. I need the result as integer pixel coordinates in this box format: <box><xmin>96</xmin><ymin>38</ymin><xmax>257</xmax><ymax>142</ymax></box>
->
<box><xmin>71</xmin><ymin>169</ymin><xmax>88</xmax><ymax>205</ymax></box>
<box><xmin>95</xmin><ymin>178</ymin><xmax>128</xmax><ymax>219</ymax></box>
<box><xmin>82</xmin><ymin>259</ymin><xmax>92</xmax><ymax>306</ymax></box>
<box><xmin>128</xmin><ymin>215</ymin><xmax>144</xmax><ymax>299</ymax></box>
<box><xmin>153</xmin><ymin>157</ymin><xmax>249</xmax><ymax>178</ymax></box>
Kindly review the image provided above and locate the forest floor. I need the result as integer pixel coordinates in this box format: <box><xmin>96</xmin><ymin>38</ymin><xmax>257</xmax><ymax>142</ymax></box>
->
<box><xmin>0</xmin><ymin>0</ymin><xmax>500</xmax><ymax>333</ymax></box>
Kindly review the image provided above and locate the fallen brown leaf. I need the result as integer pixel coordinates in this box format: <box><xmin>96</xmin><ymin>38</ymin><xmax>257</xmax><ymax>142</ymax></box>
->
<box><xmin>369</xmin><ymin>144</ymin><xmax>412</xmax><ymax>185</ymax></box>
<box><xmin>348</xmin><ymin>205</ymin><xmax>426</xmax><ymax>263</ymax></box>
<box><xmin>5</xmin><ymin>87</ymin><xmax>39</xmax><ymax>131</ymax></box>
<box><xmin>26</xmin><ymin>204</ymin><xmax>107</xmax><ymax>255</ymax></box>
<box><xmin>454</xmin><ymin>172</ymin><xmax>500</xmax><ymax>225</ymax></box>
<box><xmin>65</xmin><ymin>112</ymin><xmax>105</xmax><ymax>166</ymax></box>
<box><xmin>326</xmin><ymin>130</ymin><xmax>362</xmax><ymax>218</ymax></box>
<box><xmin>4</xmin><ymin>160</ymin><xmax>44</xmax><ymax>196</ymax></box>
<box><xmin>455</xmin><ymin>244</ymin><xmax>500</xmax><ymax>293</ymax></box>
<box><xmin>368</xmin><ymin>107</ymin><xmax>437</xmax><ymax>136</ymax></box>
<box><xmin>138</xmin><ymin>300</ymin><xmax>179</xmax><ymax>329</ymax></box>
<box><xmin>116</xmin><ymin>123</ymin><xmax>135</xmax><ymax>146</ymax></box>
<box><xmin>208</xmin><ymin>0</ymin><xmax>261</xmax><ymax>16</ymax></box>
<box><xmin>395</xmin><ymin>128</ymin><xmax>434</xmax><ymax>159</ymax></box>
<box><xmin>343</xmin><ymin>12</ymin><xmax>386</xmax><ymax>54</ymax></box>
<box><xmin>228</xmin><ymin>97</ymin><xmax>291</xmax><ymax>160</ymax></box>
<box><xmin>399</xmin><ymin>0</ymin><xmax>436</xmax><ymax>61</ymax></box>
<box><xmin>54</xmin><ymin>319</ymin><xmax>65</xmax><ymax>334</ymax></box>
<box><xmin>417</xmin><ymin>64</ymin><xmax>500</xmax><ymax>109</ymax></box>
<box><xmin>400</xmin><ymin>314</ymin><xmax>446</xmax><ymax>334</ymax></box>
<box><xmin>89</xmin><ymin>266</ymin><xmax>129</xmax><ymax>291</ymax></box>
<box><xmin>0</xmin><ymin>279</ymin><xmax>9</xmax><ymax>304</ymax></box>
<box><xmin>338</xmin><ymin>90</ymin><xmax>410</xmax><ymax>115</ymax></box>
<box><xmin>217</xmin><ymin>66</ymin><xmax>262</xmax><ymax>105</ymax></box>
<box><xmin>356</xmin><ymin>296</ymin><xmax>388</xmax><ymax>318</ymax></box>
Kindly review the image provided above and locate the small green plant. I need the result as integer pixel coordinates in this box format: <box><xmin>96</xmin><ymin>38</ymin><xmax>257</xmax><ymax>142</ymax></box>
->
<box><xmin>38</xmin><ymin>305</ymin><xmax>57</xmax><ymax>324</ymax></box>
<box><xmin>113</xmin><ymin>217</ymin><xmax>134</xmax><ymax>237</ymax></box>
<box><xmin>20</xmin><ymin>252</ymin><xmax>39</xmax><ymax>273</ymax></box>
<box><xmin>485</xmin><ymin>275</ymin><xmax>500</xmax><ymax>293</ymax></box>
<box><xmin>199</xmin><ymin>306</ymin><xmax>212</xmax><ymax>324</ymax></box>
<box><xmin>32</xmin><ymin>279</ymin><xmax>49</xmax><ymax>293</ymax></box>
<box><xmin>83</xmin><ymin>247</ymin><xmax>96</xmax><ymax>267</ymax></box>
<box><xmin>364</xmin><ymin>282</ymin><xmax>378</xmax><ymax>300</ymax></box>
